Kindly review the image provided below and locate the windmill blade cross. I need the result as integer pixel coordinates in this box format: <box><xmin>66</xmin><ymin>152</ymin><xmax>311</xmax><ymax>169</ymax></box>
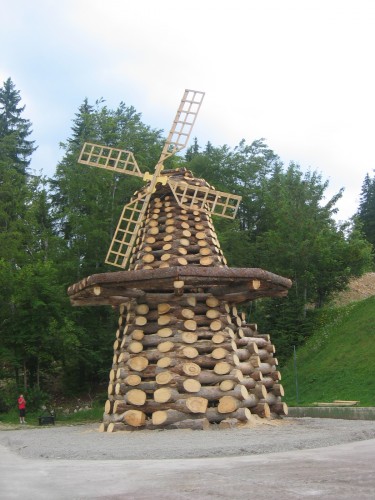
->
<box><xmin>76</xmin><ymin>90</ymin><xmax>242</xmax><ymax>269</ymax></box>
<box><xmin>104</xmin><ymin>89</ymin><xmax>206</xmax><ymax>269</ymax></box>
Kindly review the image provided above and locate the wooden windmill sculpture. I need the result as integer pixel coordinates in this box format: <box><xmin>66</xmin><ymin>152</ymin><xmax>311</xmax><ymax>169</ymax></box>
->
<box><xmin>68</xmin><ymin>90</ymin><xmax>292</xmax><ymax>432</ymax></box>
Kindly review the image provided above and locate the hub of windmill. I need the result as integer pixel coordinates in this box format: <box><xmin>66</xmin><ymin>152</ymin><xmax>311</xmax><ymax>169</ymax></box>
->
<box><xmin>68</xmin><ymin>90</ymin><xmax>292</xmax><ymax>432</ymax></box>
<box><xmin>143</xmin><ymin>171</ymin><xmax>168</xmax><ymax>185</ymax></box>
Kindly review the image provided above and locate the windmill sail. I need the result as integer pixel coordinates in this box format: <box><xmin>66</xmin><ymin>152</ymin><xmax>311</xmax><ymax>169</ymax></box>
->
<box><xmin>168</xmin><ymin>179</ymin><xmax>241</xmax><ymax>219</ymax></box>
<box><xmin>158</xmin><ymin>90</ymin><xmax>205</xmax><ymax>164</ymax></box>
<box><xmin>105</xmin><ymin>193</ymin><xmax>148</xmax><ymax>268</ymax></box>
<box><xmin>79</xmin><ymin>143</ymin><xmax>143</xmax><ymax>177</ymax></box>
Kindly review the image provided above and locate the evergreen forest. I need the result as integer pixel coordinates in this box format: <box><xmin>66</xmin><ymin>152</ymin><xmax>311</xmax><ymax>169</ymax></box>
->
<box><xmin>1</xmin><ymin>78</ymin><xmax>374</xmax><ymax>410</ymax></box>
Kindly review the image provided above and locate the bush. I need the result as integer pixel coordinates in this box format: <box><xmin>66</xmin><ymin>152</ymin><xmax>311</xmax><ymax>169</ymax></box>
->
<box><xmin>24</xmin><ymin>387</ymin><xmax>51</xmax><ymax>412</ymax></box>
<box><xmin>0</xmin><ymin>380</ymin><xmax>19</xmax><ymax>413</ymax></box>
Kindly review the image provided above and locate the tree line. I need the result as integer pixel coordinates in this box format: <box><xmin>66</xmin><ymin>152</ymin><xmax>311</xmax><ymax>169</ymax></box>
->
<box><xmin>0</xmin><ymin>78</ymin><xmax>373</xmax><ymax>405</ymax></box>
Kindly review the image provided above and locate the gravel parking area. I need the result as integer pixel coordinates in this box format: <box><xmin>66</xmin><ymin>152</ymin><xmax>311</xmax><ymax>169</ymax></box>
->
<box><xmin>1</xmin><ymin>417</ymin><xmax>375</xmax><ymax>461</ymax></box>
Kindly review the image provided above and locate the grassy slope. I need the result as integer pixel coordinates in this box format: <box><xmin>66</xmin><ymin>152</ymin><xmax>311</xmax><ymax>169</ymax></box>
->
<box><xmin>280</xmin><ymin>296</ymin><xmax>375</xmax><ymax>406</ymax></box>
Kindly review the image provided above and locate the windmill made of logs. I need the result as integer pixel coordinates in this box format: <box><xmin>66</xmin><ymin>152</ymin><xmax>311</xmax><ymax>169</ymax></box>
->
<box><xmin>68</xmin><ymin>89</ymin><xmax>292</xmax><ymax>432</ymax></box>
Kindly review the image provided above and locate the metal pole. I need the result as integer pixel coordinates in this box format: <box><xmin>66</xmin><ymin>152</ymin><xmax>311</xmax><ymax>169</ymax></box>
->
<box><xmin>293</xmin><ymin>345</ymin><xmax>299</xmax><ymax>405</ymax></box>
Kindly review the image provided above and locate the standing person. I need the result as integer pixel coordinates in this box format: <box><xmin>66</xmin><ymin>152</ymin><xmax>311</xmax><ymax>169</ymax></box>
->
<box><xmin>18</xmin><ymin>394</ymin><xmax>26</xmax><ymax>424</ymax></box>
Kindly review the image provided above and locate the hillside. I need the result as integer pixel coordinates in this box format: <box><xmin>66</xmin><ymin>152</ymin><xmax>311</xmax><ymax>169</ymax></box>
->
<box><xmin>281</xmin><ymin>274</ymin><xmax>375</xmax><ymax>407</ymax></box>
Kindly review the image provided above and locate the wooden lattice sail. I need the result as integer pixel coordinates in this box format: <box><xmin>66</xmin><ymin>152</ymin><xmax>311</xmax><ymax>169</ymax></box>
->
<box><xmin>67</xmin><ymin>90</ymin><xmax>292</xmax><ymax>431</ymax></box>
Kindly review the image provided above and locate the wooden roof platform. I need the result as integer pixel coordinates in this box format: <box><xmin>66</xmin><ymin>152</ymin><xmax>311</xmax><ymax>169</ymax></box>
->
<box><xmin>67</xmin><ymin>267</ymin><xmax>292</xmax><ymax>306</ymax></box>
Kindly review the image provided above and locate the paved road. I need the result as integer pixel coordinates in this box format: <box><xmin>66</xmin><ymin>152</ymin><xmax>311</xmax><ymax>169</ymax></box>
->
<box><xmin>1</xmin><ymin>438</ymin><xmax>375</xmax><ymax>499</ymax></box>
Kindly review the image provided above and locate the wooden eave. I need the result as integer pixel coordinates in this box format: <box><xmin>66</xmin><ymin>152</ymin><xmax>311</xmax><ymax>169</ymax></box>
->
<box><xmin>67</xmin><ymin>267</ymin><xmax>292</xmax><ymax>307</ymax></box>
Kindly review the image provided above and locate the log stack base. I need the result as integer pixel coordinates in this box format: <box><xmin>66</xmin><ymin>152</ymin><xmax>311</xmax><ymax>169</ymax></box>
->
<box><xmin>103</xmin><ymin>293</ymin><xmax>287</xmax><ymax>432</ymax></box>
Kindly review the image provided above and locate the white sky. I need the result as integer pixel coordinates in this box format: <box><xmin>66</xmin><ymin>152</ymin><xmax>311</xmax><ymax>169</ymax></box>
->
<box><xmin>1</xmin><ymin>0</ymin><xmax>375</xmax><ymax>222</ymax></box>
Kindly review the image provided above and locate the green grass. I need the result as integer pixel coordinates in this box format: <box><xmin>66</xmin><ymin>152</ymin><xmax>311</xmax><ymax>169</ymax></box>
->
<box><xmin>0</xmin><ymin>404</ymin><xmax>104</xmax><ymax>426</ymax></box>
<box><xmin>281</xmin><ymin>296</ymin><xmax>375</xmax><ymax>406</ymax></box>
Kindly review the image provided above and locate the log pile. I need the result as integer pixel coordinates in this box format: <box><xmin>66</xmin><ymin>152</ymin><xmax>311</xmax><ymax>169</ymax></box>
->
<box><xmin>100</xmin><ymin>297</ymin><xmax>287</xmax><ymax>432</ymax></box>
<box><xmin>91</xmin><ymin>169</ymin><xmax>289</xmax><ymax>432</ymax></box>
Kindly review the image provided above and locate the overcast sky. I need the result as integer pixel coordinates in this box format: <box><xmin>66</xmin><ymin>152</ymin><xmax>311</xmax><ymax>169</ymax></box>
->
<box><xmin>2</xmin><ymin>0</ymin><xmax>375</xmax><ymax>222</ymax></box>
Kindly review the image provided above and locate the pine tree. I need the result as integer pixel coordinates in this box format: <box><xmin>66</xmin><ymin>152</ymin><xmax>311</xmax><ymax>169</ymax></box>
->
<box><xmin>0</xmin><ymin>78</ymin><xmax>36</xmax><ymax>175</ymax></box>
<box><xmin>0</xmin><ymin>79</ymin><xmax>68</xmax><ymax>391</ymax></box>
<box><xmin>357</xmin><ymin>171</ymin><xmax>375</xmax><ymax>257</ymax></box>
<box><xmin>185</xmin><ymin>137</ymin><xmax>200</xmax><ymax>161</ymax></box>
<box><xmin>0</xmin><ymin>79</ymin><xmax>35</xmax><ymax>258</ymax></box>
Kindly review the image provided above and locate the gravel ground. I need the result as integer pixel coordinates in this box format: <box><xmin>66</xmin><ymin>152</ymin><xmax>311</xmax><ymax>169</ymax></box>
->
<box><xmin>1</xmin><ymin>417</ymin><xmax>375</xmax><ymax>461</ymax></box>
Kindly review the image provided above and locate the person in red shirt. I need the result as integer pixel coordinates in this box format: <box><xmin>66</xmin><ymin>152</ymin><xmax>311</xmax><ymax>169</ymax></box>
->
<box><xmin>18</xmin><ymin>394</ymin><xmax>26</xmax><ymax>424</ymax></box>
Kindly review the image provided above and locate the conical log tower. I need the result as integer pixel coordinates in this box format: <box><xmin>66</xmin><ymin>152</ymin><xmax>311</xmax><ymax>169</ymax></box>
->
<box><xmin>68</xmin><ymin>169</ymin><xmax>292</xmax><ymax>432</ymax></box>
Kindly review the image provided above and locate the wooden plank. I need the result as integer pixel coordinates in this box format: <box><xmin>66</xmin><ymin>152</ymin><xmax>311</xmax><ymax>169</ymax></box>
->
<box><xmin>314</xmin><ymin>401</ymin><xmax>360</xmax><ymax>407</ymax></box>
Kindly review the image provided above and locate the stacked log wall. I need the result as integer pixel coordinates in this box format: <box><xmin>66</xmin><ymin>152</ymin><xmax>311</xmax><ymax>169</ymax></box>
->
<box><xmin>128</xmin><ymin>190</ymin><xmax>227</xmax><ymax>271</ymax></box>
<box><xmin>102</xmin><ymin>296</ymin><xmax>287</xmax><ymax>432</ymax></box>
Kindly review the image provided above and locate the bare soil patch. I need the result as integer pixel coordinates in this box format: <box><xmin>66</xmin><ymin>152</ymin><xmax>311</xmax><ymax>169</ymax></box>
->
<box><xmin>332</xmin><ymin>272</ymin><xmax>375</xmax><ymax>306</ymax></box>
